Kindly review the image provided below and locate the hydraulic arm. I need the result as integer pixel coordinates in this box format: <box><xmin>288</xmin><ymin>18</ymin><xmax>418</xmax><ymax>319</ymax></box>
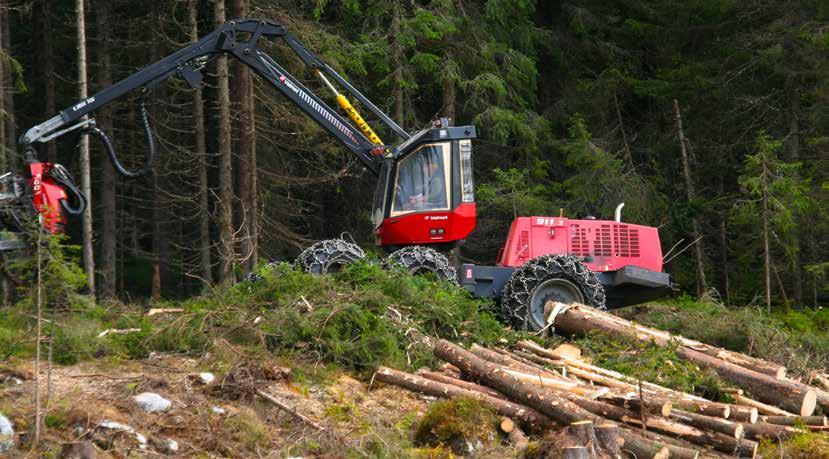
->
<box><xmin>21</xmin><ymin>18</ymin><xmax>407</xmax><ymax>174</ymax></box>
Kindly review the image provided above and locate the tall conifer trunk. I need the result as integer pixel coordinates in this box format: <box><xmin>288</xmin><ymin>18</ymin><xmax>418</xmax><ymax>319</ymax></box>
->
<box><xmin>189</xmin><ymin>0</ymin><xmax>212</xmax><ymax>284</ymax></box>
<box><xmin>673</xmin><ymin>100</ymin><xmax>707</xmax><ymax>297</ymax></box>
<box><xmin>214</xmin><ymin>0</ymin><xmax>235</xmax><ymax>283</ymax></box>
<box><xmin>232</xmin><ymin>0</ymin><xmax>257</xmax><ymax>274</ymax></box>
<box><xmin>95</xmin><ymin>0</ymin><xmax>116</xmax><ymax>298</ymax></box>
<box><xmin>76</xmin><ymin>0</ymin><xmax>96</xmax><ymax>295</ymax></box>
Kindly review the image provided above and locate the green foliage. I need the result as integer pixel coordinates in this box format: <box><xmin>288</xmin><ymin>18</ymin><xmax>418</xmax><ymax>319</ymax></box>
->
<box><xmin>575</xmin><ymin>330</ymin><xmax>728</xmax><ymax>401</ymax></box>
<box><xmin>0</xmin><ymin>261</ymin><xmax>506</xmax><ymax>372</ymax></box>
<box><xmin>414</xmin><ymin>397</ymin><xmax>497</xmax><ymax>448</ymax></box>
<box><xmin>617</xmin><ymin>297</ymin><xmax>829</xmax><ymax>377</ymax></box>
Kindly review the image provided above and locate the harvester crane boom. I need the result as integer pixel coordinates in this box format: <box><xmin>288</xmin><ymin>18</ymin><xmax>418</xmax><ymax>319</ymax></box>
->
<box><xmin>20</xmin><ymin>18</ymin><xmax>403</xmax><ymax>174</ymax></box>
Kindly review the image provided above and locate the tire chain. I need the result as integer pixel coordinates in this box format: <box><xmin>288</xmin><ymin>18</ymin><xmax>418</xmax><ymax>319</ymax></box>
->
<box><xmin>384</xmin><ymin>246</ymin><xmax>458</xmax><ymax>285</ymax></box>
<box><xmin>500</xmin><ymin>254</ymin><xmax>606</xmax><ymax>331</ymax></box>
<box><xmin>295</xmin><ymin>239</ymin><xmax>365</xmax><ymax>274</ymax></box>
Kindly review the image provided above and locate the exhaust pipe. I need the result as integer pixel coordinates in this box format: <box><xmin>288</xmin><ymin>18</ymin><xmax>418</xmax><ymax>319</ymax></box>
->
<box><xmin>615</xmin><ymin>202</ymin><xmax>625</xmax><ymax>222</ymax></box>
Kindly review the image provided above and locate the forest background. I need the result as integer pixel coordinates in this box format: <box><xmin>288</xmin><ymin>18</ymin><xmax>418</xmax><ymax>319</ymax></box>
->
<box><xmin>0</xmin><ymin>0</ymin><xmax>826</xmax><ymax>308</ymax></box>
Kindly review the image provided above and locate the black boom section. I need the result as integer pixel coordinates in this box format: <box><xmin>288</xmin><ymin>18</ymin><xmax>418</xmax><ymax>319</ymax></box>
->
<box><xmin>20</xmin><ymin>18</ymin><xmax>390</xmax><ymax>174</ymax></box>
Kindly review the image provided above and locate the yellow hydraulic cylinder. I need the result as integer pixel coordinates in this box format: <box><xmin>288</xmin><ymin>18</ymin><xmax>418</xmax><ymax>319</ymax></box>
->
<box><xmin>317</xmin><ymin>71</ymin><xmax>383</xmax><ymax>146</ymax></box>
<box><xmin>336</xmin><ymin>94</ymin><xmax>383</xmax><ymax>146</ymax></box>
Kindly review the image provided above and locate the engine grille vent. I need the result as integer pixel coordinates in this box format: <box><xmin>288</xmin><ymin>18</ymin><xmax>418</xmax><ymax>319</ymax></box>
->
<box><xmin>594</xmin><ymin>225</ymin><xmax>612</xmax><ymax>257</ymax></box>
<box><xmin>570</xmin><ymin>223</ymin><xmax>641</xmax><ymax>259</ymax></box>
<box><xmin>570</xmin><ymin>225</ymin><xmax>589</xmax><ymax>257</ymax></box>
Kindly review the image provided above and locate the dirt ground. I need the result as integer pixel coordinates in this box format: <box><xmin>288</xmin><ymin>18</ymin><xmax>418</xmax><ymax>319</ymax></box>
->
<box><xmin>0</xmin><ymin>352</ymin><xmax>451</xmax><ymax>458</ymax></box>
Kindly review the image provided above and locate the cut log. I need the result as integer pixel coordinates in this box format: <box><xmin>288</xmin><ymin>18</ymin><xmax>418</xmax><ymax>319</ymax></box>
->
<box><xmin>595</xmin><ymin>423</ymin><xmax>623</xmax><ymax>458</ymax></box>
<box><xmin>519</xmin><ymin>340</ymin><xmax>738</xmax><ymax>417</ymax></box>
<box><xmin>547</xmin><ymin>303</ymin><xmax>816</xmax><ymax>415</ymax></box>
<box><xmin>547</xmin><ymin>302</ymin><xmax>787</xmax><ymax>378</ymax></box>
<box><xmin>726</xmin><ymin>405</ymin><xmax>759</xmax><ymax>423</ymax></box>
<box><xmin>500</xmin><ymin>417</ymin><xmax>529</xmax><ymax>450</ymax></box>
<box><xmin>740</xmin><ymin>422</ymin><xmax>802</xmax><ymax>441</ymax></box>
<box><xmin>416</xmin><ymin>369</ymin><xmax>506</xmax><ymax>400</ymax></box>
<box><xmin>471</xmin><ymin>344</ymin><xmax>551</xmax><ymax>375</ymax></box>
<box><xmin>434</xmin><ymin>340</ymin><xmax>673</xmax><ymax>458</ymax></box>
<box><xmin>760</xmin><ymin>415</ymin><xmax>827</xmax><ymax>426</ymax></box>
<box><xmin>569</xmin><ymin>420</ymin><xmax>598</xmax><ymax>455</ymax></box>
<box><xmin>550</xmin><ymin>343</ymin><xmax>582</xmax><ymax>360</ymax></box>
<box><xmin>732</xmin><ymin>393</ymin><xmax>795</xmax><ymax>417</ymax></box>
<box><xmin>563</xmin><ymin>446</ymin><xmax>591</xmax><ymax>459</ymax></box>
<box><xmin>620</xmin><ymin>426</ymin><xmax>703</xmax><ymax>459</ymax></box>
<box><xmin>669</xmin><ymin>409</ymin><xmax>743</xmax><ymax>439</ymax></box>
<box><xmin>374</xmin><ymin>366</ymin><xmax>554</xmax><ymax>429</ymax></box>
<box><xmin>564</xmin><ymin>393</ymin><xmax>745</xmax><ymax>454</ymax></box>
<box><xmin>600</xmin><ymin>394</ymin><xmax>672</xmax><ymax>417</ymax></box>
<box><xmin>502</xmin><ymin>368</ymin><xmax>608</xmax><ymax>398</ymax></box>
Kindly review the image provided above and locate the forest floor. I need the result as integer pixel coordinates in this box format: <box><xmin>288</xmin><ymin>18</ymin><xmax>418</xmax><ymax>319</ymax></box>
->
<box><xmin>1</xmin><ymin>262</ymin><xmax>828</xmax><ymax>457</ymax></box>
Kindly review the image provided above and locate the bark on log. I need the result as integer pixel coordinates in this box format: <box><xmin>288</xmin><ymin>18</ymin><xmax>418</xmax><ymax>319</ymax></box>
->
<box><xmin>563</xmin><ymin>446</ymin><xmax>591</xmax><ymax>459</ymax></box>
<box><xmin>595</xmin><ymin>423</ymin><xmax>623</xmax><ymax>458</ymax></box>
<box><xmin>600</xmin><ymin>394</ymin><xmax>672</xmax><ymax>417</ymax></box>
<box><xmin>760</xmin><ymin>415</ymin><xmax>827</xmax><ymax>426</ymax></box>
<box><xmin>416</xmin><ymin>369</ymin><xmax>507</xmax><ymax>400</ymax></box>
<box><xmin>546</xmin><ymin>302</ymin><xmax>786</xmax><ymax>378</ymax></box>
<box><xmin>620</xmin><ymin>426</ymin><xmax>702</xmax><ymax>459</ymax></box>
<box><xmin>434</xmin><ymin>340</ymin><xmax>671</xmax><ymax>458</ymax></box>
<box><xmin>519</xmin><ymin>340</ymin><xmax>739</xmax><ymax>420</ymax></box>
<box><xmin>375</xmin><ymin>366</ymin><xmax>554</xmax><ymax>429</ymax></box>
<box><xmin>548</xmin><ymin>304</ymin><xmax>817</xmax><ymax>415</ymax></box>
<box><xmin>565</xmin><ymin>392</ymin><xmax>744</xmax><ymax>454</ymax></box>
<box><xmin>731</xmin><ymin>393</ymin><xmax>795</xmax><ymax>417</ymax></box>
<box><xmin>500</xmin><ymin>417</ymin><xmax>529</xmax><ymax>450</ymax></box>
<box><xmin>503</xmin><ymin>368</ymin><xmax>608</xmax><ymax>398</ymax></box>
<box><xmin>726</xmin><ymin>405</ymin><xmax>759</xmax><ymax>423</ymax></box>
<box><xmin>569</xmin><ymin>420</ymin><xmax>598</xmax><ymax>456</ymax></box>
<box><xmin>471</xmin><ymin>344</ymin><xmax>550</xmax><ymax>375</ymax></box>
<box><xmin>740</xmin><ymin>422</ymin><xmax>802</xmax><ymax>441</ymax></box>
<box><xmin>669</xmin><ymin>409</ymin><xmax>744</xmax><ymax>439</ymax></box>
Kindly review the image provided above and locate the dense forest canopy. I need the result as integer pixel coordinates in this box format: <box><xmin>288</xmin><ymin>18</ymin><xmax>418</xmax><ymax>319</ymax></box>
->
<box><xmin>0</xmin><ymin>0</ymin><xmax>825</xmax><ymax>306</ymax></box>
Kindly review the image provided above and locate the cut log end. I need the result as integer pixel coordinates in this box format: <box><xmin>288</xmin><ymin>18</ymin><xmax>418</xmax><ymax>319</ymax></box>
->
<box><xmin>801</xmin><ymin>390</ymin><xmax>817</xmax><ymax>416</ymax></box>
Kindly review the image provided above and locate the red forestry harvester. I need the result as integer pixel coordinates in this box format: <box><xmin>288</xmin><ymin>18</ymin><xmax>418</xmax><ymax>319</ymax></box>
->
<box><xmin>7</xmin><ymin>18</ymin><xmax>672</xmax><ymax>331</ymax></box>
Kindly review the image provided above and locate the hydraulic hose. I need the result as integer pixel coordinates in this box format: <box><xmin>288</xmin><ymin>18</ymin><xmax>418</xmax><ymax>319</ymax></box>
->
<box><xmin>49</xmin><ymin>163</ymin><xmax>87</xmax><ymax>216</ymax></box>
<box><xmin>95</xmin><ymin>91</ymin><xmax>156</xmax><ymax>178</ymax></box>
<box><xmin>102</xmin><ymin>91</ymin><xmax>155</xmax><ymax>178</ymax></box>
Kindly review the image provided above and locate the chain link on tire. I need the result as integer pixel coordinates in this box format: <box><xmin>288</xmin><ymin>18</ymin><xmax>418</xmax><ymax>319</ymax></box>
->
<box><xmin>501</xmin><ymin>254</ymin><xmax>606</xmax><ymax>331</ymax></box>
<box><xmin>294</xmin><ymin>239</ymin><xmax>365</xmax><ymax>275</ymax></box>
<box><xmin>384</xmin><ymin>246</ymin><xmax>458</xmax><ymax>285</ymax></box>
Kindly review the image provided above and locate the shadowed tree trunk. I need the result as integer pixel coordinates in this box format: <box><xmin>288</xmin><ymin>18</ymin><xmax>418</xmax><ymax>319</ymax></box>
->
<box><xmin>673</xmin><ymin>100</ymin><xmax>707</xmax><ymax>297</ymax></box>
<box><xmin>76</xmin><ymin>0</ymin><xmax>96</xmax><ymax>295</ymax></box>
<box><xmin>232</xmin><ymin>0</ymin><xmax>257</xmax><ymax>274</ymax></box>
<box><xmin>188</xmin><ymin>0</ymin><xmax>212</xmax><ymax>285</ymax></box>
<box><xmin>95</xmin><ymin>0</ymin><xmax>116</xmax><ymax>299</ymax></box>
<box><xmin>35</xmin><ymin>0</ymin><xmax>56</xmax><ymax>162</ymax></box>
<box><xmin>214</xmin><ymin>0</ymin><xmax>235</xmax><ymax>284</ymax></box>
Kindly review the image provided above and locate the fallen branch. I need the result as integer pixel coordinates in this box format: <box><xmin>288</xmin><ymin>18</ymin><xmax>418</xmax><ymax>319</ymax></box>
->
<box><xmin>255</xmin><ymin>389</ymin><xmax>326</xmax><ymax>432</ymax></box>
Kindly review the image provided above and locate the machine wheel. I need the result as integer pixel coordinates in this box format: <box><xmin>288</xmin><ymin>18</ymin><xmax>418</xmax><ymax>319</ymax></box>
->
<box><xmin>384</xmin><ymin>246</ymin><xmax>458</xmax><ymax>284</ymax></box>
<box><xmin>294</xmin><ymin>239</ymin><xmax>365</xmax><ymax>275</ymax></box>
<box><xmin>500</xmin><ymin>254</ymin><xmax>606</xmax><ymax>332</ymax></box>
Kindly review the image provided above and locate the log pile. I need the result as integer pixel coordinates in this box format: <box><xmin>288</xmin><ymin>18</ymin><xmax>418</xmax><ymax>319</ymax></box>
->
<box><xmin>374</xmin><ymin>302</ymin><xmax>829</xmax><ymax>458</ymax></box>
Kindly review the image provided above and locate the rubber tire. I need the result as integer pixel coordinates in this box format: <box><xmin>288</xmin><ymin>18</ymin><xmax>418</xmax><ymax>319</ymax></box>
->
<box><xmin>501</xmin><ymin>254</ymin><xmax>606</xmax><ymax>332</ymax></box>
<box><xmin>294</xmin><ymin>239</ymin><xmax>365</xmax><ymax>275</ymax></box>
<box><xmin>384</xmin><ymin>246</ymin><xmax>458</xmax><ymax>284</ymax></box>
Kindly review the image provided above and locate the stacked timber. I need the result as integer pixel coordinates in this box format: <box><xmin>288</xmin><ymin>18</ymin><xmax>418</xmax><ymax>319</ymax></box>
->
<box><xmin>374</xmin><ymin>302</ymin><xmax>829</xmax><ymax>458</ymax></box>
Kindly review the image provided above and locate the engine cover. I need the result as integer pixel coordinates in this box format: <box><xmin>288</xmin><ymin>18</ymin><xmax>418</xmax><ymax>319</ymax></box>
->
<box><xmin>497</xmin><ymin>216</ymin><xmax>663</xmax><ymax>273</ymax></box>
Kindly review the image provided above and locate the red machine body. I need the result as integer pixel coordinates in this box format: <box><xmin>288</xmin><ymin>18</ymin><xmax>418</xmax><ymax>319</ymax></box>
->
<box><xmin>376</xmin><ymin>202</ymin><xmax>476</xmax><ymax>246</ymax></box>
<box><xmin>28</xmin><ymin>162</ymin><xmax>67</xmax><ymax>234</ymax></box>
<box><xmin>497</xmin><ymin>216</ymin><xmax>663</xmax><ymax>273</ymax></box>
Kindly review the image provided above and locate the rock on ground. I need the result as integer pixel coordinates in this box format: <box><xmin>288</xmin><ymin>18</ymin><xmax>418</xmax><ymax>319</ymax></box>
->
<box><xmin>133</xmin><ymin>392</ymin><xmax>172</xmax><ymax>412</ymax></box>
<box><xmin>0</xmin><ymin>413</ymin><xmax>13</xmax><ymax>453</ymax></box>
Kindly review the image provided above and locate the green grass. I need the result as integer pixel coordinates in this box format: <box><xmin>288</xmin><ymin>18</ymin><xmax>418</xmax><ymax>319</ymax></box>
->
<box><xmin>0</xmin><ymin>261</ymin><xmax>507</xmax><ymax>373</ymax></box>
<box><xmin>616</xmin><ymin>295</ymin><xmax>829</xmax><ymax>377</ymax></box>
